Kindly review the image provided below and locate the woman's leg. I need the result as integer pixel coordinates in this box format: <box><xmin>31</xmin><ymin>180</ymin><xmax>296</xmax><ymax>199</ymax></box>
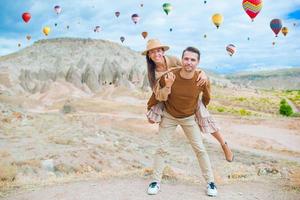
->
<box><xmin>211</xmin><ymin>131</ymin><xmax>225</xmax><ymax>145</ymax></box>
<box><xmin>211</xmin><ymin>131</ymin><xmax>234</xmax><ymax>162</ymax></box>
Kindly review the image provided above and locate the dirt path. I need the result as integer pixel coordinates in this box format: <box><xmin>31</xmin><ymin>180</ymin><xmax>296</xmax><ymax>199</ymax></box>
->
<box><xmin>2</xmin><ymin>178</ymin><xmax>299</xmax><ymax>200</ymax></box>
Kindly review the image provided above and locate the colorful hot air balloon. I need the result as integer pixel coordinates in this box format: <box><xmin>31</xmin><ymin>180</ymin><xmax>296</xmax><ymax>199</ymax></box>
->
<box><xmin>131</xmin><ymin>14</ymin><xmax>140</xmax><ymax>24</ymax></box>
<box><xmin>26</xmin><ymin>35</ymin><xmax>31</xmax><ymax>40</ymax></box>
<box><xmin>141</xmin><ymin>31</ymin><xmax>148</xmax><ymax>39</ymax></box>
<box><xmin>270</xmin><ymin>19</ymin><xmax>282</xmax><ymax>37</ymax></box>
<box><xmin>94</xmin><ymin>26</ymin><xmax>101</xmax><ymax>32</ymax></box>
<box><xmin>22</xmin><ymin>12</ymin><xmax>31</xmax><ymax>23</ymax></box>
<box><xmin>115</xmin><ymin>11</ymin><xmax>120</xmax><ymax>18</ymax></box>
<box><xmin>54</xmin><ymin>5</ymin><xmax>62</xmax><ymax>14</ymax></box>
<box><xmin>212</xmin><ymin>13</ymin><xmax>223</xmax><ymax>29</ymax></box>
<box><xmin>162</xmin><ymin>3</ymin><xmax>172</xmax><ymax>15</ymax></box>
<box><xmin>242</xmin><ymin>0</ymin><xmax>262</xmax><ymax>21</ymax></box>
<box><xmin>226</xmin><ymin>44</ymin><xmax>236</xmax><ymax>56</ymax></box>
<box><xmin>281</xmin><ymin>27</ymin><xmax>288</xmax><ymax>36</ymax></box>
<box><xmin>43</xmin><ymin>26</ymin><xmax>51</xmax><ymax>36</ymax></box>
<box><xmin>120</xmin><ymin>36</ymin><xmax>125</xmax><ymax>43</ymax></box>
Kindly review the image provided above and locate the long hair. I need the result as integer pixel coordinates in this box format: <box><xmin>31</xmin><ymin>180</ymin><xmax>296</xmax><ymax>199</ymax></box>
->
<box><xmin>146</xmin><ymin>55</ymin><xmax>156</xmax><ymax>89</ymax></box>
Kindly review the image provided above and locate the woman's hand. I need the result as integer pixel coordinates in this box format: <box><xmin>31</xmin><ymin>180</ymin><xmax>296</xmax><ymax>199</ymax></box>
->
<box><xmin>196</xmin><ymin>71</ymin><xmax>208</xmax><ymax>86</ymax></box>
<box><xmin>165</xmin><ymin>72</ymin><xmax>176</xmax><ymax>88</ymax></box>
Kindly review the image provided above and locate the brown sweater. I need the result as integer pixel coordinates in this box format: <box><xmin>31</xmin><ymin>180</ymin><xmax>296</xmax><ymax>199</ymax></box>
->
<box><xmin>148</xmin><ymin>68</ymin><xmax>210</xmax><ymax>118</ymax></box>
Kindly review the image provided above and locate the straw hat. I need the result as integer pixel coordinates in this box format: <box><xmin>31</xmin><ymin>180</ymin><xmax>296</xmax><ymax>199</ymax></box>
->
<box><xmin>142</xmin><ymin>39</ymin><xmax>169</xmax><ymax>55</ymax></box>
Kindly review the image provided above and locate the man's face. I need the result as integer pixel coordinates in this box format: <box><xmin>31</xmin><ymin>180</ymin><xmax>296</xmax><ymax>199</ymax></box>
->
<box><xmin>182</xmin><ymin>51</ymin><xmax>199</xmax><ymax>72</ymax></box>
<box><xmin>148</xmin><ymin>48</ymin><xmax>164</xmax><ymax>63</ymax></box>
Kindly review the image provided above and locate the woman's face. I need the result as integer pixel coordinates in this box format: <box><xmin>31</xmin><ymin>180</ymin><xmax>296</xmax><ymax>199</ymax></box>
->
<box><xmin>148</xmin><ymin>48</ymin><xmax>164</xmax><ymax>64</ymax></box>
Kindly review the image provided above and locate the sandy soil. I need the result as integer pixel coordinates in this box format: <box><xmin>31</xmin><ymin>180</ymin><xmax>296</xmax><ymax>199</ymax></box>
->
<box><xmin>3</xmin><ymin>177</ymin><xmax>300</xmax><ymax>200</ymax></box>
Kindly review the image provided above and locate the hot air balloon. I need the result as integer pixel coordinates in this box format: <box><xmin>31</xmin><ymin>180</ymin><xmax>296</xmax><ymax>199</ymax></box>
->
<box><xmin>293</xmin><ymin>23</ymin><xmax>297</xmax><ymax>27</ymax></box>
<box><xmin>94</xmin><ymin>26</ymin><xmax>101</xmax><ymax>32</ymax></box>
<box><xmin>67</xmin><ymin>25</ymin><xmax>70</xmax><ymax>29</ymax></box>
<box><xmin>131</xmin><ymin>14</ymin><xmax>140</xmax><ymax>24</ymax></box>
<box><xmin>162</xmin><ymin>3</ymin><xmax>172</xmax><ymax>15</ymax></box>
<box><xmin>22</xmin><ymin>12</ymin><xmax>31</xmax><ymax>23</ymax></box>
<box><xmin>212</xmin><ymin>13</ymin><xmax>223</xmax><ymax>29</ymax></box>
<box><xmin>26</xmin><ymin>35</ymin><xmax>31</xmax><ymax>40</ymax></box>
<box><xmin>247</xmin><ymin>37</ymin><xmax>250</xmax><ymax>41</ymax></box>
<box><xmin>140</xmin><ymin>3</ymin><xmax>144</xmax><ymax>7</ymax></box>
<box><xmin>169</xmin><ymin>28</ymin><xmax>173</xmax><ymax>32</ymax></box>
<box><xmin>270</xmin><ymin>19</ymin><xmax>282</xmax><ymax>37</ymax></box>
<box><xmin>141</xmin><ymin>31</ymin><xmax>148</xmax><ymax>39</ymax></box>
<box><xmin>282</xmin><ymin>27</ymin><xmax>288</xmax><ymax>36</ymax></box>
<box><xmin>54</xmin><ymin>23</ymin><xmax>58</xmax><ymax>27</ymax></box>
<box><xmin>272</xmin><ymin>41</ymin><xmax>275</xmax><ymax>46</ymax></box>
<box><xmin>54</xmin><ymin>5</ymin><xmax>62</xmax><ymax>14</ymax></box>
<box><xmin>120</xmin><ymin>36</ymin><xmax>125</xmax><ymax>43</ymax></box>
<box><xmin>226</xmin><ymin>44</ymin><xmax>236</xmax><ymax>56</ymax></box>
<box><xmin>204</xmin><ymin>1</ymin><xmax>207</xmax><ymax>4</ymax></box>
<box><xmin>18</xmin><ymin>43</ymin><xmax>21</xmax><ymax>47</ymax></box>
<box><xmin>242</xmin><ymin>0</ymin><xmax>262</xmax><ymax>21</ymax></box>
<box><xmin>43</xmin><ymin>26</ymin><xmax>51</xmax><ymax>36</ymax></box>
<box><xmin>204</xmin><ymin>34</ymin><xmax>207</xmax><ymax>38</ymax></box>
<box><xmin>115</xmin><ymin>11</ymin><xmax>120</xmax><ymax>18</ymax></box>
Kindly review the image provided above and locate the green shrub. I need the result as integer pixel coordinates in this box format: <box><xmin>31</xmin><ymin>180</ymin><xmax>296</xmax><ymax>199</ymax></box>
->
<box><xmin>279</xmin><ymin>103</ymin><xmax>293</xmax><ymax>116</ymax></box>
<box><xmin>236</xmin><ymin>97</ymin><xmax>246</xmax><ymax>102</ymax></box>
<box><xmin>239</xmin><ymin>109</ymin><xmax>251</xmax><ymax>116</ymax></box>
<box><xmin>280</xmin><ymin>99</ymin><xmax>287</xmax><ymax>105</ymax></box>
<box><xmin>291</xmin><ymin>112</ymin><xmax>300</xmax><ymax>117</ymax></box>
<box><xmin>217</xmin><ymin>107</ymin><xmax>225</xmax><ymax>112</ymax></box>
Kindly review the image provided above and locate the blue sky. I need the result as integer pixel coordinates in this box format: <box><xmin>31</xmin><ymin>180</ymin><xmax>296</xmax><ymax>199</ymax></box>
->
<box><xmin>0</xmin><ymin>0</ymin><xmax>300</xmax><ymax>73</ymax></box>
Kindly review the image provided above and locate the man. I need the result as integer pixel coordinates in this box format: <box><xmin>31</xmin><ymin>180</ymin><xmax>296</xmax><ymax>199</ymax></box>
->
<box><xmin>147</xmin><ymin>47</ymin><xmax>217</xmax><ymax>197</ymax></box>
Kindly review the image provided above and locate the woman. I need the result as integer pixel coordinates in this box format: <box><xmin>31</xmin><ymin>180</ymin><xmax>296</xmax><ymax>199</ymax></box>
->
<box><xmin>143</xmin><ymin>39</ymin><xmax>233</xmax><ymax>162</ymax></box>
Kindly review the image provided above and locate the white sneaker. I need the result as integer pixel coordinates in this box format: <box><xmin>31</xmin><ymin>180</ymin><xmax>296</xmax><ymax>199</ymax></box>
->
<box><xmin>147</xmin><ymin>181</ymin><xmax>160</xmax><ymax>195</ymax></box>
<box><xmin>207</xmin><ymin>182</ymin><xmax>217</xmax><ymax>197</ymax></box>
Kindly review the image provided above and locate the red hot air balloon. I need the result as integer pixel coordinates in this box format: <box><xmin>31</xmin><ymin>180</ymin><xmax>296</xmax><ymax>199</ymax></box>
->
<box><xmin>115</xmin><ymin>11</ymin><xmax>120</xmax><ymax>18</ymax></box>
<box><xmin>242</xmin><ymin>0</ymin><xmax>262</xmax><ymax>21</ymax></box>
<box><xmin>131</xmin><ymin>14</ymin><xmax>140</xmax><ymax>24</ymax></box>
<box><xmin>270</xmin><ymin>19</ymin><xmax>282</xmax><ymax>37</ymax></box>
<box><xmin>22</xmin><ymin>12</ymin><xmax>31</xmax><ymax>23</ymax></box>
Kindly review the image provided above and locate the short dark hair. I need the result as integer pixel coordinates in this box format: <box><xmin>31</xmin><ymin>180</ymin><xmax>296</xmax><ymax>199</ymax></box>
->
<box><xmin>182</xmin><ymin>47</ymin><xmax>201</xmax><ymax>60</ymax></box>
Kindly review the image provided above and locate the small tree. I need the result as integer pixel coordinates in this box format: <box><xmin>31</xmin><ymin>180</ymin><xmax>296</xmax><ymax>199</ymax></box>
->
<box><xmin>279</xmin><ymin>99</ymin><xmax>293</xmax><ymax>116</ymax></box>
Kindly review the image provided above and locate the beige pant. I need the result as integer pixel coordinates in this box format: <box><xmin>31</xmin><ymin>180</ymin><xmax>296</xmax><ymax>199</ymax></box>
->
<box><xmin>153</xmin><ymin>111</ymin><xmax>214</xmax><ymax>183</ymax></box>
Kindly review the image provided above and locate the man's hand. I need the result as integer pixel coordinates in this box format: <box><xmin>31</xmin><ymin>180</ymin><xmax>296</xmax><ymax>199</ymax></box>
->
<box><xmin>165</xmin><ymin>72</ymin><xmax>176</xmax><ymax>88</ymax></box>
<box><xmin>196</xmin><ymin>71</ymin><xmax>208</xmax><ymax>86</ymax></box>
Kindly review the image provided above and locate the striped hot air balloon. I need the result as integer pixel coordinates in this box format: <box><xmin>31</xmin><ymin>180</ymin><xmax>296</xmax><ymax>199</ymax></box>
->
<box><xmin>226</xmin><ymin>44</ymin><xmax>236</xmax><ymax>57</ymax></box>
<box><xmin>270</xmin><ymin>19</ymin><xmax>282</xmax><ymax>37</ymax></box>
<box><xmin>242</xmin><ymin>0</ymin><xmax>262</xmax><ymax>21</ymax></box>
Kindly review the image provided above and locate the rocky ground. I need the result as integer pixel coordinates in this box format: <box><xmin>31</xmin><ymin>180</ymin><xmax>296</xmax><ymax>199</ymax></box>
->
<box><xmin>0</xmin><ymin>86</ymin><xmax>300</xmax><ymax>200</ymax></box>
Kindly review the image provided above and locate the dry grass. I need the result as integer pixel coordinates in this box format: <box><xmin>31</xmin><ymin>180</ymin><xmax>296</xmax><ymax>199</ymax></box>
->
<box><xmin>48</xmin><ymin>136</ymin><xmax>75</xmax><ymax>145</ymax></box>
<box><xmin>0</xmin><ymin>163</ymin><xmax>17</xmax><ymax>182</ymax></box>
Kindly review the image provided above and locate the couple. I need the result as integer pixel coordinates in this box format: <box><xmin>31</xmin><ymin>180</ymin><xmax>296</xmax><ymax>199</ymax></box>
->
<box><xmin>143</xmin><ymin>39</ymin><xmax>234</xmax><ymax>197</ymax></box>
